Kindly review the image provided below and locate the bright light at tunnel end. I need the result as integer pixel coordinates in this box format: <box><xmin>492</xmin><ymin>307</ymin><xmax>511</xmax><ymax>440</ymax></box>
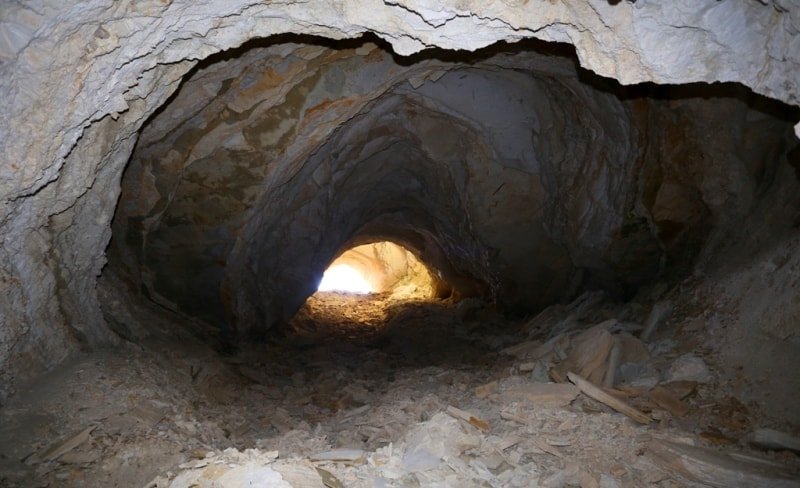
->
<box><xmin>318</xmin><ymin>265</ymin><xmax>374</xmax><ymax>294</ymax></box>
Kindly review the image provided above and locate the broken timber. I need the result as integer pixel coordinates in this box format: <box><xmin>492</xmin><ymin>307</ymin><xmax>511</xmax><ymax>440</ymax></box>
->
<box><xmin>567</xmin><ymin>372</ymin><xmax>651</xmax><ymax>425</ymax></box>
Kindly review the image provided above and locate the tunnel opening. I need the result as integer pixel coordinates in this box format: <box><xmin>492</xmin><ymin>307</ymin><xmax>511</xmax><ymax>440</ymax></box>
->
<box><xmin>315</xmin><ymin>241</ymin><xmax>439</xmax><ymax>299</ymax></box>
<box><xmin>318</xmin><ymin>264</ymin><xmax>374</xmax><ymax>294</ymax></box>
<box><xmin>106</xmin><ymin>33</ymin><xmax>800</xmax><ymax>347</ymax></box>
<box><xmin>287</xmin><ymin>239</ymin><xmax>449</xmax><ymax>342</ymax></box>
<box><xmin>3</xmin><ymin>4</ymin><xmax>800</xmax><ymax>486</ymax></box>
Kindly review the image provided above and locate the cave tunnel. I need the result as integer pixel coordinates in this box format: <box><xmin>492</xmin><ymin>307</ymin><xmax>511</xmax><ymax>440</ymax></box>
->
<box><xmin>2</xmin><ymin>2</ymin><xmax>800</xmax><ymax>487</ymax></box>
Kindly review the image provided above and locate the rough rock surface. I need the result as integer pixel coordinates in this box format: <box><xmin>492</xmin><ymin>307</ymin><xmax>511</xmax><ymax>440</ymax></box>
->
<box><xmin>0</xmin><ymin>0</ymin><xmax>799</xmax><ymax>403</ymax></box>
<box><xmin>110</xmin><ymin>39</ymin><xmax>798</xmax><ymax>340</ymax></box>
<box><xmin>2</xmin><ymin>279</ymin><xmax>799</xmax><ymax>487</ymax></box>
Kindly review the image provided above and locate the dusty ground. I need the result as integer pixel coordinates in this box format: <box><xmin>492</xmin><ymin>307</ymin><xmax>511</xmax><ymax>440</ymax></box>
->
<box><xmin>1</xmin><ymin>271</ymin><xmax>799</xmax><ymax>487</ymax></box>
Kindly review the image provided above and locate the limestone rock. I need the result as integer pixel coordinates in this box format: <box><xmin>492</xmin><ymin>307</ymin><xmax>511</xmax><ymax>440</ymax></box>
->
<box><xmin>665</xmin><ymin>354</ymin><xmax>712</xmax><ymax>384</ymax></box>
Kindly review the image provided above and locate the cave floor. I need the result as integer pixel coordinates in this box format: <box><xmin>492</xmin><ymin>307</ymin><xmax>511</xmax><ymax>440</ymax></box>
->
<box><xmin>1</xmin><ymin>290</ymin><xmax>799</xmax><ymax>487</ymax></box>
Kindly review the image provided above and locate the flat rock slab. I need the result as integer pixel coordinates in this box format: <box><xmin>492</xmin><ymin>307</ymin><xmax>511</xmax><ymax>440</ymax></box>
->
<box><xmin>647</xmin><ymin>440</ymin><xmax>800</xmax><ymax>488</ymax></box>
<box><xmin>749</xmin><ymin>428</ymin><xmax>800</xmax><ymax>454</ymax></box>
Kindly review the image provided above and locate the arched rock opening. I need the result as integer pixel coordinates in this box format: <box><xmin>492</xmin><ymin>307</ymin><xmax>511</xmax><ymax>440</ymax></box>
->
<box><xmin>316</xmin><ymin>241</ymin><xmax>444</xmax><ymax>298</ymax></box>
<box><xmin>107</xmin><ymin>37</ymin><xmax>798</xmax><ymax>347</ymax></box>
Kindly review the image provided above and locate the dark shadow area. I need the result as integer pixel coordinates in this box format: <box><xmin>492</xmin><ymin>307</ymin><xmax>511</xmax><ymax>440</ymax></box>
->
<box><xmin>269</xmin><ymin>296</ymin><xmax>507</xmax><ymax>375</ymax></box>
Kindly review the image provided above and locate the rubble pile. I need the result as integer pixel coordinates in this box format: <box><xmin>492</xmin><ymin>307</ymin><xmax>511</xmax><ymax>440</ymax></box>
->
<box><xmin>2</xmin><ymin>286</ymin><xmax>798</xmax><ymax>487</ymax></box>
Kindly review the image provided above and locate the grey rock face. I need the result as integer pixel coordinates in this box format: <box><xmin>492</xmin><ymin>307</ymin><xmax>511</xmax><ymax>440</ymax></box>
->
<box><xmin>665</xmin><ymin>354</ymin><xmax>713</xmax><ymax>384</ymax></box>
<box><xmin>110</xmin><ymin>42</ymin><xmax>798</xmax><ymax>341</ymax></box>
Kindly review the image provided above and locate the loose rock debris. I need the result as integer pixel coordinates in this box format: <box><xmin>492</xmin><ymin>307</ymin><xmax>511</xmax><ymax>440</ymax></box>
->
<box><xmin>1</xmin><ymin>291</ymin><xmax>799</xmax><ymax>487</ymax></box>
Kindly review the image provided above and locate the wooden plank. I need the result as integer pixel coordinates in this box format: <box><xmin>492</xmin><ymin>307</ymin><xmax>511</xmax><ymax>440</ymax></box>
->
<box><xmin>647</xmin><ymin>439</ymin><xmax>800</xmax><ymax>488</ymax></box>
<box><xmin>567</xmin><ymin>372</ymin><xmax>651</xmax><ymax>425</ymax></box>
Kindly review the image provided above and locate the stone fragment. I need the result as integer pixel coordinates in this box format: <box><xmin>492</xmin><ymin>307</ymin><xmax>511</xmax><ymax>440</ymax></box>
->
<box><xmin>748</xmin><ymin>428</ymin><xmax>800</xmax><ymax>454</ymax></box>
<box><xmin>401</xmin><ymin>412</ymin><xmax>480</xmax><ymax>473</ymax></box>
<box><xmin>659</xmin><ymin>380</ymin><xmax>698</xmax><ymax>400</ymax></box>
<box><xmin>603</xmin><ymin>337</ymin><xmax>622</xmax><ymax>388</ymax></box>
<box><xmin>39</xmin><ymin>425</ymin><xmax>96</xmax><ymax>462</ymax></box>
<box><xmin>649</xmin><ymin>339</ymin><xmax>677</xmax><ymax>356</ymax></box>
<box><xmin>315</xmin><ymin>467</ymin><xmax>344</xmax><ymax>488</ymax></box>
<box><xmin>57</xmin><ymin>450</ymin><xmax>101</xmax><ymax>465</ymax></box>
<box><xmin>563</xmin><ymin>322</ymin><xmax>614</xmax><ymax>384</ymax></box>
<box><xmin>665</xmin><ymin>354</ymin><xmax>712</xmax><ymax>383</ymax></box>
<box><xmin>599</xmin><ymin>474</ymin><xmax>621</xmax><ymax>488</ymax></box>
<box><xmin>580</xmin><ymin>471</ymin><xmax>600</xmax><ymax>488</ymax></box>
<box><xmin>618</xmin><ymin>362</ymin><xmax>660</xmax><ymax>389</ymax></box>
<box><xmin>208</xmin><ymin>466</ymin><xmax>292</xmax><ymax>488</ymax></box>
<box><xmin>541</xmin><ymin>469</ymin><xmax>566</xmax><ymax>488</ymax></box>
<box><xmin>474</xmin><ymin>380</ymin><xmax>498</xmax><ymax>398</ymax></box>
<box><xmin>500</xmin><ymin>340</ymin><xmax>544</xmax><ymax>358</ymax></box>
<box><xmin>273</xmin><ymin>463</ymin><xmax>326</xmax><ymax>488</ymax></box>
<box><xmin>531</xmin><ymin>334</ymin><xmax>571</xmax><ymax>362</ymax></box>
<box><xmin>309</xmin><ymin>449</ymin><xmax>365</xmax><ymax>463</ymax></box>
<box><xmin>478</xmin><ymin>452</ymin><xmax>505</xmax><ymax>470</ymax></box>
<box><xmin>530</xmin><ymin>360</ymin><xmax>550</xmax><ymax>383</ymax></box>
<box><xmin>640</xmin><ymin>301</ymin><xmax>673</xmax><ymax>342</ymax></box>
<box><xmin>617</xmin><ymin>333</ymin><xmax>650</xmax><ymax>364</ymax></box>
<box><xmin>648</xmin><ymin>386</ymin><xmax>690</xmax><ymax>417</ymax></box>
<box><xmin>401</xmin><ymin>447</ymin><xmax>441</xmax><ymax>473</ymax></box>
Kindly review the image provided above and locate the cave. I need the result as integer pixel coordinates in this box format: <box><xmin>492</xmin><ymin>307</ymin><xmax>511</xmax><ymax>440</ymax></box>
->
<box><xmin>1</xmin><ymin>2</ymin><xmax>800</xmax><ymax>487</ymax></box>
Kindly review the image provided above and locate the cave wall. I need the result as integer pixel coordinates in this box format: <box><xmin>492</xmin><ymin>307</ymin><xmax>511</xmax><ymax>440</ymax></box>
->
<box><xmin>1</xmin><ymin>0</ymin><xmax>799</xmax><ymax>403</ymax></box>
<box><xmin>112</xmin><ymin>42</ymin><xmax>798</xmax><ymax>340</ymax></box>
